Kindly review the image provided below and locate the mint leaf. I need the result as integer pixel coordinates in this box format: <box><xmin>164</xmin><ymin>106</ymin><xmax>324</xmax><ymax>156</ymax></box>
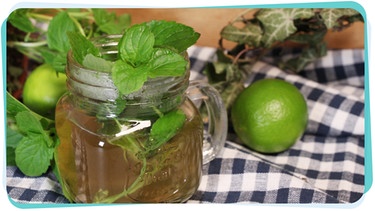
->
<box><xmin>47</xmin><ymin>11</ymin><xmax>77</xmax><ymax>52</ymax></box>
<box><xmin>92</xmin><ymin>8</ymin><xmax>117</xmax><ymax>27</ymax></box>
<box><xmin>92</xmin><ymin>9</ymin><xmax>131</xmax><ymax>34</ymax></box>
<box><xmin>97</xmin><ymin>22</ymin><xmax>125</xmax><ymax>35</ymax></box>
<box><xmin>67</xmin><ymin>31</ymin><xmax>100</xmax><ymax>65</ymax></box>
<box><xmin>147</xmin><ymin>20</ymin><xmax>200</xmax><ymax>53</ymax></box>
<box><xmin>51</xmin><ymin>52</ymin><xmax>68</xmax><ymax>73</ymax></box>
<box><xmin>6</xmin><ymin>127</ymin><xmax>24</xmax><ymax>149</ymax></box>
<box><xmin>6</xmin><ymin>92</ymin><xmax>29</xmax><ymax>117</ymax></box>
<box><xmin>10</xmin><ymin>110</ymin><xmax>56</xmax><ymax>176</ymax></box>
<box><xmin>15</xmin><ymin>135</ymin><xmax>54</xmax><ymax>176</ymax></box>
<box><xmin>118</xmin><ymin>24</ymin><xmax>154</xmax><ymax>66</ymax></box>
<box><xmin>83</xmin><ymin>54</ymin><xmax>113</xmax><ymax>72</ymax></box>
<box><xmin>147</xmin><ymin>48</ymin><xmax>188</xmax><ymax>78</ymax></box>
<box><xmin>117</xmin><ymin>14</ymin><xmax>132</xmax><ymax>30</ymax></box>
<box><xmin>148</xmin><ymin>109</ymin><xmax>186</xmax><ymax>151</ymax></box>
<box><xmin>7</xmin><ymin>147</ymin><xmax>17</xmax><ymax>166</ymax></box>
<box><xmin>15</xmin><ymin>111</ymin><xmax>45</xmax><ymax>136</ymax></box>
<box><xmin>6</xmin><ymin>126</ymin><xmax>23</xmax><ymax>165</ymax></box>
<box><xmin>8</xmin><ymin>9</ymin><xmax>35</xmax><ymax>33</ymax></box>
<box><xmin>112</xmin><ymin>60</ymin><xmax>148</xmax><ymax>95</ymax></box>
<box><xmin>15</xmin><ymin>111</ymin><xmax>53</xmax><ymax>147</ymax></box>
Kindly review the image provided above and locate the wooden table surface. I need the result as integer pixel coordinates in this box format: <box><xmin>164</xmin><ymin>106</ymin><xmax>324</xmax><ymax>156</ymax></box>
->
<box><xmin>109</xmin><ymin>8</ymin><xmax>365</xmax><ymax>49</ymax></box>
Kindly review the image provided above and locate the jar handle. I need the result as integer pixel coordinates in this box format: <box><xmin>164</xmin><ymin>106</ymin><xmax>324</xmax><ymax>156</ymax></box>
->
<box><xmin>187</xmin><ymin>80</ymin><xmax>228</xmax><ymax>164</ymax></box>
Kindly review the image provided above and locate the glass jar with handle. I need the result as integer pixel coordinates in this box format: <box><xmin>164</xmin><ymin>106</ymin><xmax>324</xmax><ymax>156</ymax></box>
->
<box><xmin>54</xmin><ymin>34</ymin><xmax>227</xmax><ymax>203</ymax></box>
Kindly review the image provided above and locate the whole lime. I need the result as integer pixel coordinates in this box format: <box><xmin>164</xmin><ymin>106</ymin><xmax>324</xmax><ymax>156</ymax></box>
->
<box><xmin>231</xmin><ymin>78</ymin><xmax>308</xmax><ymax>154</ymax></box>
<box><xmin>23</xmin><ymin>63</ymin><xmax>67</xmax><ymax>119</ymax></box>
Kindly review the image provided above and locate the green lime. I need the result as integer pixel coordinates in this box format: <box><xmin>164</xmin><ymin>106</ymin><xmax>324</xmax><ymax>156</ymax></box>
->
<box><xmin>22</xmin><ymin>63</ymin><xmax>67</xmax><ymax>119</ymax></box>
<box><xmin>231</xmin><ymin>78</ymin><xmax>308</xmax><ymax>154</ymax></box>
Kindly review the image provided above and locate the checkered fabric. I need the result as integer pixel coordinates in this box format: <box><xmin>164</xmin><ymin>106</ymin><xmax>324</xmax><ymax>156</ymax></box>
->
<box><xmin>6</xmin><ymin>45</ymin><xmax>365</xmax><ymax>204</ymax></box>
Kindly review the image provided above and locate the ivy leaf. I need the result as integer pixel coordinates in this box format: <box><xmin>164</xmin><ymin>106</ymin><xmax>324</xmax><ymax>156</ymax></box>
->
<box><xmin>282</xmin><ymin>42</ymin><xmax>327</xmax><ymax>72</ymax></box>
<box><xmin>118</xmin><ymin>24</ymin><xmax>154</xmax><ymax>66</ymax></box>
<box><xmin>47</xmin><ymin>11</ymin><xmax>76</xmax><ymax>53</ymax></box>
<box><xmin>147</xmin><ymin>48</ymin><xmax>188</xmax><ymax>78</ymax></box>
<box><xmin>216</xmin><ymin>80</ymin><xmax>245</xmax><ymax>110</ymax></box>
<box><xmin>112</xmin><ymin>60</ymin><xmax>148</xmax><ymax>95</ymax></box>
<box><xmin>256</xmin><ymin>8</ymin><xmax>315</xmax><ymax>47</ymax></box>
<box><xmin>287</xmin><ymin>29</ymin><xmax>326</xmax><ymax>44</ymax></box>
<box><xmin>220</xmin><ymin>23</ymin><xmax>262</xmax><ymax>47</ymax></box>
<box><xmin>320</xmin><ymin>8</ymin><xmax>360</xmax><ymax>29</ymax></box>
<box><xmin>148</xmin><ymin>109</ymin><xmax>186</xmax><ymax>152</ymax></box>
<box><xmin>205</xmin><ymin>60</ymin><xmax>245</xmax><ymax>109</ymax></box>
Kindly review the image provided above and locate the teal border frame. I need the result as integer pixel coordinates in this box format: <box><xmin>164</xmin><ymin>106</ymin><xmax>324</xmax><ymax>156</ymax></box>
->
<box><xmin>2</xmin><ymin>1</ymin><xmax>371</xmax><ymax>208</ymax></box>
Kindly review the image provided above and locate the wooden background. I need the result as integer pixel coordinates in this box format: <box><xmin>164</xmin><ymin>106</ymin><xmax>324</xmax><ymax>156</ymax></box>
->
<box><xmin>109</xmin><ymin>8</ymin><xmax>365</xmax><ymax>49</ymax></box>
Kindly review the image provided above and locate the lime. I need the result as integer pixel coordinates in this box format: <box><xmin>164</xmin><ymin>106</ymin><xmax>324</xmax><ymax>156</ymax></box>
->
<box><xmin>22</xmin><ymin>63</ymin><xmax>67</xmax><ymax>119</ymax></box>
<box><xmin>231</xmin><ymin>78</ymin><xmax>308</xmax><ymax>154</ymax></box>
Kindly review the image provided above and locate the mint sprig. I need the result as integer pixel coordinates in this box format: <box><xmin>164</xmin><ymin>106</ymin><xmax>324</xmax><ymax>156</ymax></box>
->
<box><xmin>146</xmin><ymin>20</ymin><xmax>201</xmax><ymax>53</ymax></box>
<box><xmin>112</xmin><ymin>60</ymin><xmax>149</xmax><ymax>94</ymax></box>
<box><xmin>117</xmin><ymin>24</ymin><xmax>155</xmax><ymax>66</ymax></box>
<box><xmin>6</xmin><ymin>92</ymin><xmax>58</xmax><ymax>176</ymax></box>
<box><xmin>7</xmin><ymin>8</ymin><xmax>131</xmax><ymax>72</ymax></box>
<box><xmin>147</xmin><ymin>109</ymin><xmax>186</xmax><ymax>152</ymax></box>
<box><xmin>69</xmin><ymin>20</ymin><xmax>200</xmax><ymax>96</ymax></box>
<box><xmin>67</xmin><ymin>31</ymin><xmax>100</xmax><ymax>64</ymax></box>
<box><xmin>113</xmin><ymin>21</ymin><xmax>198</xmax><ymax>95</ymax></box>
<box><xmin>59</xmin><ymin>20</ymin><xmax>197</xmax><ymax>202</ymax></box>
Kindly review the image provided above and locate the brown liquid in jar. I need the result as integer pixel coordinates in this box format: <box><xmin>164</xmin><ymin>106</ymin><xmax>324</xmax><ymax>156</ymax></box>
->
<box><xmin>55</xmin><ymin>96</ymin><xmax>203</xmax><ymax>203</ymax></box>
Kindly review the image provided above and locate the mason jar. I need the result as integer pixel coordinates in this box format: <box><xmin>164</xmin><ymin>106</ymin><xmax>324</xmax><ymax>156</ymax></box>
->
<box><xmin>54</xmin><ymin>35</ymin><xmax>227</xmax><ymax>203</ymax></box>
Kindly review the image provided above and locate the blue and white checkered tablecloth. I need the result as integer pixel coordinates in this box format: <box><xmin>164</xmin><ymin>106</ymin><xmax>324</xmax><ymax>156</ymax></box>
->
<box><xmin>6</xmin><ymin>45</ymin><xmax>365</xmax><ymax>204</ymax></box>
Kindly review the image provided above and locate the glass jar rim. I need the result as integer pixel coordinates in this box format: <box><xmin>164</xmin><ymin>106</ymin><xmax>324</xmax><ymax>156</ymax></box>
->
<box><xmin>66</xmin><ymin>35</ymin><xmax>190</xmax><ymax>103</ymax></box>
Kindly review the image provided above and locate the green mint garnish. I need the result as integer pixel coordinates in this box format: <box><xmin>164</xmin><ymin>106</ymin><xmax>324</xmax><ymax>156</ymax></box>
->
<box><xmin>147</xmin><ymin>109</ymin><xmax>186</xmax><ymax>152</ymax></box>
<box><xmin>64</xmin><ymin>21</ymin><xmax>198</xmax><ymax>202</ymax></box>
<box><xmin>117</xmin><ymin>24</ymin><xmax>155</xmax><ymax>66</ymax></box>
<box><xmin>68</xmin><ymin>20</ymin><xmax>200</xmax><ymax>96</ymax></box>
<box><xmin>6</xmin><ymin>92</ymin><xmax>57</xmax><ymax>176</ymax></box>
<box><xmin>67</xmin><ymin>31</ymin><xmax>101</xmax><ymax>65</ymax></box>
<box><xmin>112</xmin><ymin>21</ymin><xmax>199</xmax><ymax>95</ymax></box>
<box><xmin>112</xmin><ymin>60</ymin><xmax>149</xmax><ymax>95</ymax></box>
<box><xmin>147</xmin><ymin>48</ymin><xmax>188</xmax><ymax>78</ymax></box>
<box><xmin>146</xmin><ymin>20</ymin><xmax>201</xmax><ymax>53</ymax></box>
